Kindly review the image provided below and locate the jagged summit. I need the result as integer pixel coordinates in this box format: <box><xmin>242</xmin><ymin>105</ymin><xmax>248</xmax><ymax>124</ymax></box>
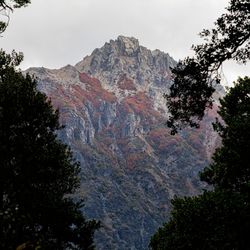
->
<box><xmin>75</xmin><ymin>35</ymin><xmax>176</xmax><ymax>77</ymax></box>
<box><xmin>74</xmin><ymin>36</ymin><xmax>176</xmax><ymax>104</ymax></box>
<box><xmin>106</xmin><ymin>35</ymin><xmax>140</xmax><ymax>56</ymax></box>
<box><xmin>89</xmin><ymin>35</ymin><xmax>140</xmax><ymax>58</ymax></box>
<box><xmin>74</xmin><ymin>36</ymin><xmax>177</xmax><ymax>110</ymax></box>
<box><xmin>116</xmin><ymin>35</ymin><xmax>140</xmax><ymax>55</ymax></box>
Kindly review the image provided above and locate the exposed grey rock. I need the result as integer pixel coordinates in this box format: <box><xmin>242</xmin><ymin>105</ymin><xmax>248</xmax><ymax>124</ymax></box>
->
<box><xmin>27</xmin><ymin>36</ymin><xmax>222</xmax><ymax>250</ymax></box>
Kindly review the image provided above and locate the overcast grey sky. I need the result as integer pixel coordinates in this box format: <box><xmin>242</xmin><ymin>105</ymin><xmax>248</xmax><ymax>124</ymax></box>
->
<box><xmin>1</xmin><ymin>0</ymin><xmax>249</xmax><ymax>85</ymax></box>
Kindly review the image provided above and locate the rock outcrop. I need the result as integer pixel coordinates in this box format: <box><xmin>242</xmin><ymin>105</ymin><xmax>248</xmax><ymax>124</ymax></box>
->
<box><xmin>27</xmin><ymin>36</ymin><xmax>221</xmax><ymax>250</ymax></box>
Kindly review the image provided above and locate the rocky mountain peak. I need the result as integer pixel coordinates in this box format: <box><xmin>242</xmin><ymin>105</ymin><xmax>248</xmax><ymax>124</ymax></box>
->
<box><xmin>76</xmin><ymin>36</ymin><xmax>175</xmax><ymax>76</ymax></box>
<box><xmin>27</xmin><ymin>36</ymin><xmax>222</xmax><ymax>250</ymax></box>
<box><xmin>116</xmin><ymin>35</ymin><xmax>140</xmax><ymax>56</ymax></box>
<box><xmin>75</xmin><ymin>36</ymin><xmax>176</xmax><ymax>106</ymax></box>
<box><xmin>92</xmin><ymin>35</ymin><xmax>140</xmax><ymax>58</ymax></box>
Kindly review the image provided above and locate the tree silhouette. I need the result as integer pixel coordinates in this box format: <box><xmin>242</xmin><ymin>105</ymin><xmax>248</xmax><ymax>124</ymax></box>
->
<box><xmin>150</xmin><ymin>77</ymin><xmax>250</xmax><ymax>250</ymax></box>
<box><xmin>166</xmin><ymin>0</ymin><xmax>250</xmax><ymax>134</ymax></box>
<box><xmin>0</xmin><ymin>0</ymin><xmax>31</xmax><ymax>34</ymax></box>
<box><xmin>0</xmin><ymin>50</ymin><xmax>100</xmax><ymax>249</ymax></box>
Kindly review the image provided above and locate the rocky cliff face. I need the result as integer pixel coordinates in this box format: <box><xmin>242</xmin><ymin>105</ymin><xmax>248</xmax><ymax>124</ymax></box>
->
<box><xmin>27</xmin><ymin>36</ymin><xmax>221</xmax><ymax>250</ymax></box>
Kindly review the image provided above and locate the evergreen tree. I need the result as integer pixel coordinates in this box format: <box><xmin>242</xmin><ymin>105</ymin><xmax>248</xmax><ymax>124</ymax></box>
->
<box><xmin>166</xmin><ymin>0</ymin><xmax>250</xmax><ymax>133</ymax></box>
<box><xmin>0</xmin><ymin>0</ymin><xmax>31</xmax><ymax>34</ymax></box>
<box><xmin>150</xmin><ymin>190</ymin><xmax>250</xmax><ymax>250</ymax></box>
<box><xmin>200</xmin><ymin>77</ymin><xmax>250</xmax><ymax>192</ymax></box>
<box><xmin>150</xmin><ymin>77</ymin><xmax>250</xmax><ymax>250</ymax></box>
<box><xmin>0</xmin><ymin>50</ymin><xmax>100</xmax><ymax>249</ymax></box>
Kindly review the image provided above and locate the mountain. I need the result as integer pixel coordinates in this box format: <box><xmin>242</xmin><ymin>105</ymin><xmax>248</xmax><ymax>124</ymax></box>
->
<box><xmin>27</xmin><ymin>36</ymin><xmax>222</xmax><ymax>250</ymax></box>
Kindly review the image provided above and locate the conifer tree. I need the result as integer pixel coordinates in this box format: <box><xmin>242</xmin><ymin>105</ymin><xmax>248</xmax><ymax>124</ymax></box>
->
<box><xmin>0</xmin><ymin>50</ymin><xmax>100</xmax><ymax>249</ymax></box>
<box><xmin>166</xmin><ymin>0</ymin><xmax>250</xmax><ymax>133</ymax></box>
<box><xmin>0</xmin><ymin>0</ymin><xmax>31</xmax><ymax>34</ymax></box>
<box><xmin>150</xmin><ymin>77</ymin><xmax>250</xmax><ymax>250</ymax></box>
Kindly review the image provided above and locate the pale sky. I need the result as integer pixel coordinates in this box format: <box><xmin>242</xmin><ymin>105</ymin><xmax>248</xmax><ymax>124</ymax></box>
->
<box><xmin>1</xmin><ymin>0</ymin><xmax>249</xmax><ymax>86</ymax></box>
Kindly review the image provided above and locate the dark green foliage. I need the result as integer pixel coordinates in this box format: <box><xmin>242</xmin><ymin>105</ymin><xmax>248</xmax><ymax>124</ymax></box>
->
<box><xmin>0</xmin><ymin>50</ymin><xmax>100</xmax><ymax>249</ymax></box>
<box><xmin>200</xmin><ymin>77</ymin><xmax>250</xmax><ymax>192</ymax></box>
<box><xmin>166</xmin><ymin>0</ymin><xmax>250</xmax><ymax>133</ymax></box>
<box><xmin>0</xmin><ymin>0</ymin><xmax>31</xmax><ymax>34</ymax></box>
<box><xmin>150</xmin><ymin>191</ymin><xmax>250</xmax><ymax>250</ymax></box>
<box><xmin>150</xmin><ymin>77</ymin><xmax>250</xmax><ymax>249</ymax></box>
<box><xmin>0</xmin><ymin>0</ymin><xmax>30</xmax><ymax>9</ymax></box>
<box><xmin>165</xmin><ymin>58</ymin><xmax>215</xmax><ymax>134</ymax></box>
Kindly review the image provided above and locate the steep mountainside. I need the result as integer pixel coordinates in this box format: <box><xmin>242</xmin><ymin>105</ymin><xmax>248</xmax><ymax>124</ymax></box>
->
<box><xmin>27</xmin><ymin>36</ymin><xmax>222</xmax><ymax>250</ymax></box>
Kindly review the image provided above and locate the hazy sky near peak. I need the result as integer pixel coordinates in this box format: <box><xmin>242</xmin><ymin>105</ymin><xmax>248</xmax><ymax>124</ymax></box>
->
<box><xmin>1</xmin><ymin>0</ymin><xmax>249</xmax><ymax>86</ymax></box>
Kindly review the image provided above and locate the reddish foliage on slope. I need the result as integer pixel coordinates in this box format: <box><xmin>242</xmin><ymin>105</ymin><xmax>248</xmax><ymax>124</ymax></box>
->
<box><xmin>118</xmin><ymin>74</ymin><xmax>137</xmax><ymax>91</ymax></box>
<box><xmin>147</xmin><ymin>127</ymin><xmax>182</xmax><ymax>154</ymax></box>
<box><xmin>46</xmin><ymin>85</ymin><xmax>82</xmax><ymax>110</ymax></box>
<box><xmin>122</xmin><ymin>92</ymin><xmax>160</xmax><ymax>119</ymax></box>
<box><xmin>79</xmin><ymin>72</ymin><xmax>117</xmax><ymax>107</ymax></box>
<box><xmin>126</xmin><ymin>152</ymin><xmax>146</xmax><ymax>170</ymax></box>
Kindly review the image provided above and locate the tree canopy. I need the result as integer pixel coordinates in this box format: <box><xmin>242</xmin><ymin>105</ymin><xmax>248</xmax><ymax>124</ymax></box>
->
<box><xmin>0</xmin><ymin>0</ymin><xmax>30</xmax><ymax>34</ymax></box>
<box><xmin>1</xmin><ymin>2</ymin><xmax>100</xmax><ymax>248</ymax></box>
<box><xmin>0</xmin><ymin>50</ymin><xmax>100</xmax><ymax>249</ymax></box>
<box><xmin>166</xmin><ymin>0</ymin><xmax>250</xmax><ymax>134</ymax></box>
<box><xmin>150</xmin><ymin>77</ymin><xmax>250</xmax><ymax>249</ymax></box>
<box><xmin>0</xmin><ymin>0</ymin><xmax>30</xmax><ymax>9</ymax></box>
<box><xmin>152</xmin><ymin>1</ymin><xmax>250</xmax><ymax>248</ymax></box>
<box><xmin>150</xmin><ymin>190</ymin><xmax>250</xmax><ymax>250</ymax></box>
<box><xmin>200</xmin><ymin>77</ymin><xmax>250</xmax><ymax>192</ymax></box>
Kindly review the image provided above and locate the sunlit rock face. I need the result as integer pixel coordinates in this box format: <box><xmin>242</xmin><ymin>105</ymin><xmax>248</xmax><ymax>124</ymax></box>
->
<box><xmin>27</xmin><ymin>36</ymin><xmax>222</xmax><ymax>250</ymax></box>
